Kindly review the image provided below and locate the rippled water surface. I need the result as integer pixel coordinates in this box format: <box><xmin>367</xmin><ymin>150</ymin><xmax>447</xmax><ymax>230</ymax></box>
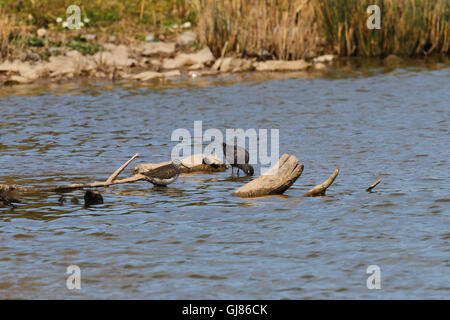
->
<box><xmin>0</xmin><ymin>63</ymin><xmax>449</xmax><ymax>299</ymax></box>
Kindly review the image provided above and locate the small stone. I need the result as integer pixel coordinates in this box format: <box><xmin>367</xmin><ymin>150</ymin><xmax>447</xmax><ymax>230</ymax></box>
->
<box><xmin>37</xmin><ymin>28</ymin><xmax>47</xmax><ymax>38</ymax></box>
<box><xmin>182</xmin><ymin>22</ymin><xmax>192</xmax><ymax>29</ymax></box>
<box><xmin>314</xmin><ymin>62</ymin><xmax>327</xmax><ymax>71</ymax></box>
<box><xmin>141</xmin><ymin>42</ymin><xmax>176</xmax><ymax>56</ymax></box>
<box><xmin>162</xmin><ymin>47</ymin><xmax>215</xmax><ymax>69</ymax></box>
<box><xmin>132</xmin><ymin>71</ymin><xmax>163</xmax><ymax>81</ymax></box>
<box><xmin>219</xmin><ymin>57</ymin><xmax>252</xmax><ymax>73</ymax></box>
<box><xmin>255</xmin><ymin>60</ymin><xmax>311</xmax><ymax>72</ymax></box>
<box><xmin>145</xmin><ymin>34</ymin><xmax>155</xmax><ymax>42</ymax></box>
<box><xmin>85</xmin><ymin>34</ymin><xmax>97</xmax><ymax>41</ymax></box>
<box><xmin>84</xmin><ymin>190</ymin><xmax>103</xmax><ymax>206</ymax></box>
<box><xmin>313</xmin><ymin>54</ymin><xmax>336</xmax><ymax>63</ymax></box>
<box><xmin>384</xmin><ymin>54</ymin><xmax>402</xmax><ymax>66</ymax></box>
<box><xmin>177</xmin><ymin>31</ymin><xmax>197</xmax><ymax>45</ymax></box>
<box><xmin>163</xmin><ymin>70</ymin><xmax>181</xmax><ymax>78</ymax></box>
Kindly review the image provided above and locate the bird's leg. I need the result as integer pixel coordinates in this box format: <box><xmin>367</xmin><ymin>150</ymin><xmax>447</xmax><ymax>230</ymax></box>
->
<box><xmin>231</xmin><ymin>167</ymin><xmax>234</xmax><ymax>176</ymax></box>
<box><xmin>237</xmin><ymin>168</ymin><xmax>240</xmax><ymax>177</ymax></box>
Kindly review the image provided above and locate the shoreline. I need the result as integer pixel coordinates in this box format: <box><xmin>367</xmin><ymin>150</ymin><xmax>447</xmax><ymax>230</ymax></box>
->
<box><xmin>0</xmin><ymin>33</ymin><xmax>338</xmax><ymax>87</ymax></box>
<box><xmin>1</xmin><ymin>40</ymin><xmax>448</xmax><ymax>90</ymax></box>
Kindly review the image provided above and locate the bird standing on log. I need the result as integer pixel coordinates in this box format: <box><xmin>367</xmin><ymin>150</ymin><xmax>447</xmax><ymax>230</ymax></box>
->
<box><xmin>141</xmin><ymin>159</ymin><xmax>189</xmax><ymax>186</ymax></box>
<box><xmin>222</xmin><ymin>142</ymin><xmax>254</xmax><ymax>176</ymax></box>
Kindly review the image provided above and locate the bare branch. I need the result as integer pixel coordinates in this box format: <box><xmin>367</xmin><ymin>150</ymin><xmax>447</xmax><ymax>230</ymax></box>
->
<box><xmin>304</xmin><ymin>167</ymin><xmax>339</xmax><ymax>197</ymax></box>
<box><xmin>366</xmin><ymin>179</ymin><xmax>381</xmax><ymax>192</ymax></box>
<box><xmin>106</xmin><ymin>153</ymin><xmax>140</xmax><ymax>184</ymax></box>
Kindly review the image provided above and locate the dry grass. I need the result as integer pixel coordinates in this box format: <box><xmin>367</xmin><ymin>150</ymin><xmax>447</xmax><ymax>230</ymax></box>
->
<box><xmin>317</xmin><ymin>0</ymin><xmax>450</xmax><ymax>57</ymax></box>
<box><xmin>196</xmin><ymin>0</ymin><xmax>450</xmax><ymax>58</ymax></box>
<box><xmin>195</xmin><ymin>0</ymin><xmax>322</xmax><ymax>59</ymax></box>
<box><xmin>0</xmin><ymin>14</ymin><xmax>14</xmax><ymax>59</ymax></box>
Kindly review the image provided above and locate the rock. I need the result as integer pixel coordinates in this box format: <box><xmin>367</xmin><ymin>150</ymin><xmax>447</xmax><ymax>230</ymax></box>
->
<box><xmin>145</xmin><ymin>34</ymin><xmax>155</xmax><ymax>42</ymax></box>
<box><xmin>84</xmin><ymin>190</ymin><xmax>103</xmax><ymax>206</ymax></box>
<box><xmin>254</xmin><ymin>60</ymin><xmax>311</xmax><ymax>72</ymax></box>
<box><xmin>132</xmin><ymin>71</ymin><xmax>163</xmax><ymax>81</ymax></box>
<box><xmin>0</xmin><ymin>184</ymin><xmax>20</xmax><ymax>205</ymax></box>
<box><xmin>384</xmin><ymin>54</ymin><xmax>402</xmax><ymax>66</ymax></box>
<box><xmin>177</xmin><ymin>31</ymin><xmax>197</xmax><ymax>45</ymax></box>
<box><xmin>163</xmin><ymin>47</ymin><xmax>215</xmax><ymax>69</ymax></box>
<box><xmin>18</xmin><ymin>50</ymin><xmax>40</xmax><ymax>62</ymax></box>
<box><xmin>162</xmin><ymin>70</ymin><xmax>181</xmax><ymax>78</ymax></box>
<box><xmin>9</xmin><ymin>75</ymin><xmax>31</xmax><ymax>84</ymax></box>
<box><xmin>93</xmin><ymin>45</ymin><xmax>136</xmax><ymax>68</ymax></box>
<box><xmin>49</xmin><ymin>47</ymin><xmax>64</xmax><ymax>56</ymax></box>
<box><xmin>0</xmin><ymin>60</ymin><xmax>22</xmax><ymax>73</ymax></box>
<box><xmin>188</xmin><ymin>63</ymin><xmax>204</xmax><ymax>70</ymax></box>
<box><xmin>85</xmin><ymin>34</ymin><xmax>97</xmax><ymax>41</ymax></box>
<box><xmin>188</xmin><ymin>70</ymin><xmax>218</xmax><ymax>78</ymax></box>
<box><xmin>211</xmin><ymin>57</ymin><xmax>223</xmax><ymax>71</ymax></box>
<box><xmin>314</xmin><ymin>62</ymin><xmax>327</xmax><ymax>71</ymax></box>
<box><xmin>182</xmin><ymin>22</ymin><xmax>192</xmax><ymax>29</ymax></box>
<box><xmin>37</xmin><ymin>28</ymin><xmax>47</xmax><ymax>38</ymax></box>
<box><xmin>141</xmin><ymin>42</ymin><xmax>176</xmax><ymax>56</ymax></box>
<box><xmin>219</xmin><ymin>57</ymin><xmax>253</xmax><ymax>73</ymax></box>
<box><xmin>0</xmin><ymin>59</ymin><xmax>48</xmax><ymax>81</ymax></box>
<box><xmin>313</xmin><ymin>54</ymin><xmax>336</xmax><ymax>63</ymax></box>
<box><xmin>46</xmin><ymin>51</ymin><xmax>96</xmax><ymax>77</ymax></box>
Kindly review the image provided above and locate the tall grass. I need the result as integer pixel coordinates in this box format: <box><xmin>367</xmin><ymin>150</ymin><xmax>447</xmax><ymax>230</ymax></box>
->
<box><xmin>196</xmin><ymin>0</ymin><xmax>450</xmax><ymax>58</ymax></box>
<box><xmin>317</xmin><ymin>0</ymin><xmax>450</xmax><ymax>56</ymax></box>
<box><xmin>195</xmin><ymin>0</ymin><xmax>321</xmax><ymax>59</ymax></box>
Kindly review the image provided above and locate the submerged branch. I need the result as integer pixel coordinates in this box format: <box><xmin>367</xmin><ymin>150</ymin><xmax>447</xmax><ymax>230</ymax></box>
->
<box><xmin>304</xmin><ymin>167</ymin><xmax>339</xmax><ymax>197</ymax></box>
<box><xmin>366</xmin><ymin>179</ymin><xmax>381</xmax><ymax>192</ymax></box>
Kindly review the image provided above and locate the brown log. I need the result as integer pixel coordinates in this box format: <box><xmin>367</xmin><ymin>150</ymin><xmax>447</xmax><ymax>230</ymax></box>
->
<box><xmin>304</xmin><ymin>167</ymin><xmax>339</xmax><ymax>197</ymax></box>
<box><xmin>232</xmin><ymin>154</ymin><xmax>304</xmax><ymax>198</ymax></box>
<box><xmin>133</xmin><ymin>153</ymin><xmax>228</xmax><ymax>175</ymax></box>
<box><xmin>366</xmin><ymin>179</ymin><xmax>381</xmax><ymax>192</ymax></box>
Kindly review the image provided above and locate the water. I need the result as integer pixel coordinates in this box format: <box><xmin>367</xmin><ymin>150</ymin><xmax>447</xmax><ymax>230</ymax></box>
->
<box><xmin>0</xmin><ymin>62</ymin><xmax>449</xmax><ymax>299</ymax></box>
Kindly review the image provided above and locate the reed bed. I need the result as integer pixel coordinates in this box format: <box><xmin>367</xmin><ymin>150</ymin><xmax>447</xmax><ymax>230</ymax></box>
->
<box><xmin>196</xmin><ymin>0</ymin><xmax>450</xmax><ymax>58</ymax></box>
<box><xmin>316</xmin><ymin>0</ymin><xmax>450</xmax><ymax>56</ymax></box>
<box><xmin>195</xmin><ymin>0</ymin><xmax>321</xmax><ymax>59</ymax></box>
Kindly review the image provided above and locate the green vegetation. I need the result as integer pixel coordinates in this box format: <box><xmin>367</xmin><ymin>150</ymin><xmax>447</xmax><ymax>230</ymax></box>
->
<box><xmin>67</xmin><ymin>40</ymin><xmax>100</xmax><ymax>55</ymax></box>
<box><xmin>1</xmin><ymin>0</ymin><xmax>449</xmax><ymax>60</ymax></box>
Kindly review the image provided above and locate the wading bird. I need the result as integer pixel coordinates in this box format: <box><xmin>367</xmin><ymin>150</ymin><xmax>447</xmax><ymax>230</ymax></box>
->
<box><xmin>142</xmin><ymin>159</ymin><xmax>189</xmax><ymax>186</ymax></box>
<box><xmin>222</xmin><ymin>142</ymin><xmax>254</xmax><ymax>176</ymax></box>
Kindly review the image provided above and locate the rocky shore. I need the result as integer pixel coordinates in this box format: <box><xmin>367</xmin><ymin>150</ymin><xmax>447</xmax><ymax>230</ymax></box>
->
<box><xmin>0</xmin><ymin>30</ymin><xmax>335</xmax><ymax>86</ymax></box>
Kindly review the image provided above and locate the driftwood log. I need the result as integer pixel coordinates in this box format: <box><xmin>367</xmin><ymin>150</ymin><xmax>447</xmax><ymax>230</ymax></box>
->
<box><xmin>304</xmin><ymin>167</ymin><xmax>340</xmax><ymax>197</ymax></box>
<box><xmin>232</xmin><ymin>154</ymin><xmax>304</xmax><ymax>198</ymax></box>
<box><xmin>133</xmin><ymin>153</ymin><xmax>228</xmax><ymax>175</ymax></box>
